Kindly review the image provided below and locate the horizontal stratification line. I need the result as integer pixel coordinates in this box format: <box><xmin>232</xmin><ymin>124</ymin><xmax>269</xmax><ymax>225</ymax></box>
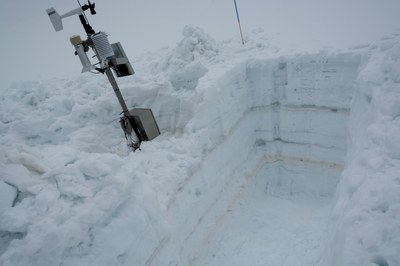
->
<box><xmin>261</xmin><ymin>154</ymin><xmax>344</xmax><ymax>171</ymax></box>
<box><xmin>260</xmin><ymin>137</ymin><xmax>346</xmax><ymax>152</ymax></box>
<box><xmin>250</xmin><ymin>103</ymin><xmax>350</xmax><ymax>114</ymax></box>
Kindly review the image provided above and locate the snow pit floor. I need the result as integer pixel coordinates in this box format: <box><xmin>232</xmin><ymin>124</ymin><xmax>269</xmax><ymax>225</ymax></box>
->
<box><xmin>191</xmin><ymin>167</ymin><xmax>331</xmax><ymax>266</ymax></box>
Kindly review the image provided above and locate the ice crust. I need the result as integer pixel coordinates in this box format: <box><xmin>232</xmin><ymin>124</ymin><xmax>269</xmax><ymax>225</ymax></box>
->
<box><xmin>0</xmin><ymin>27</ymin><xmax>399</xmax><ymax>265</ymax></box>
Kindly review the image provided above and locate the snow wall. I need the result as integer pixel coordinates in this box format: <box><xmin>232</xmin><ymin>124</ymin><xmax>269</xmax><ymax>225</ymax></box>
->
<box><xmin>0</xmin><ymin>27</ymin><xmax>399</xmax><ymax>265</ymax></box>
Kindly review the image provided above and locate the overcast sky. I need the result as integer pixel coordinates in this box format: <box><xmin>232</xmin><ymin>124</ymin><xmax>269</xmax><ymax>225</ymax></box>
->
<box><xmin>1</xmin><ymin>0</ymin><xmax>400</xmax><ymax>88</ymax></box>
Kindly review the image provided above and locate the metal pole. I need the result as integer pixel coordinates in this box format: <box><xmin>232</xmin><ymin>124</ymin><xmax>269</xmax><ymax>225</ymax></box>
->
<box><xmin>233</xmin><ymin>0</ymin><xmax>245</xmax><ymax>45</ymax></box>
<box><xmin>104</xmin><ymin>67</ymin><xmax>129</xmax><ymax>115</ymax></box>
<box><xmin>104</xmin><ymin>67</ymin><xmax>141</xmax><ymax>149</ymax></box>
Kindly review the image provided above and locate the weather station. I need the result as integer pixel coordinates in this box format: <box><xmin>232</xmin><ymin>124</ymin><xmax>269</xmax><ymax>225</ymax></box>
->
<box><xmin>46</xmin><ymin>1</ymin><xmax>160</xmax><ymax>151</ymax></box>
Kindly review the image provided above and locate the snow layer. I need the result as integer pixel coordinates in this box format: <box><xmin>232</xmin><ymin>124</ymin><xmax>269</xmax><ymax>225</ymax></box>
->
<box><xmin>0</xmin><ymin>27</ymin><xmax>399</xmax><ymax>265</ymax></box>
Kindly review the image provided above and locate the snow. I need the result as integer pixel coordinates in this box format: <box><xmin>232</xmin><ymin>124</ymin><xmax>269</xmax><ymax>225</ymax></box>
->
<box><xmin>0</xmin><ymin>182</ymin><xmax>17</xmax><ymax>213</ymax></box>
<box><xmin>322</xmin><ymin>33</ymin><xmax>400</xmax><ymax>266</ymax></box>
<box><xmin>0</xmin><ymin>26</ymin><xmax>400</xmax><ymax>266</ymax></box>
<box><xmin>192</xmin><ymin>179</ymin><xmax>331</xmax><ymax>266</ymax></box>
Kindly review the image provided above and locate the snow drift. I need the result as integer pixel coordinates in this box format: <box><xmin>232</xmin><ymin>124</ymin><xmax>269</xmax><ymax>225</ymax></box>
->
<box><xmin>0</xmin><ymin>27</ymin><xmax>399</xmax><ymax>265</ymax></box>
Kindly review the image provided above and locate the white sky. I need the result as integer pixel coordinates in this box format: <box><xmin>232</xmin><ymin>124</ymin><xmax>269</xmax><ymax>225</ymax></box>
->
<box><xmin>1</xmin><ymin>0</ymin><xmax>400</xmax><ymax>88</ymax></box>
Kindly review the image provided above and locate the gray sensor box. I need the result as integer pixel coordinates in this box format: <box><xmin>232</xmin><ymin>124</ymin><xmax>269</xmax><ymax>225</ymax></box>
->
<box><xmin>110</xmin><ymin>42</ymin><xmax>135</xmax><ymax>77</ymax></box>
<box><xmin>128</xmin><ymin>108</ymin><xmax>160</xmax><ymax>141</ymax></box>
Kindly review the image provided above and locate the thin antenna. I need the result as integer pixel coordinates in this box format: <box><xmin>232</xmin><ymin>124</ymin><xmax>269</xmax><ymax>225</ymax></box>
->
<box><xmin>233</xmin><ymin>0</ymin><xmax>245</xmax><ymax>45</ymax></box>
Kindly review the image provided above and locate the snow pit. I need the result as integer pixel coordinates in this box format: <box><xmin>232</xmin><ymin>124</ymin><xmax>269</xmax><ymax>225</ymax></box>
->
<box><xmin>152</xmin><ymin>53</ymin><xmax>361</xmax><ymax>266</ymax></box>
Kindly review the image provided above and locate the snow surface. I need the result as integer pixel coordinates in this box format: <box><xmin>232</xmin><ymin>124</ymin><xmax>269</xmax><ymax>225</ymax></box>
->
<box><xmin>0</xmin><ymin>182</ymin><xmax>16</xmax><ymax>214</ymax></box>
<box><xmin>0</xmin><ymin>27</ymin><xmax>399</xmax><ymax>265</ymax></box>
